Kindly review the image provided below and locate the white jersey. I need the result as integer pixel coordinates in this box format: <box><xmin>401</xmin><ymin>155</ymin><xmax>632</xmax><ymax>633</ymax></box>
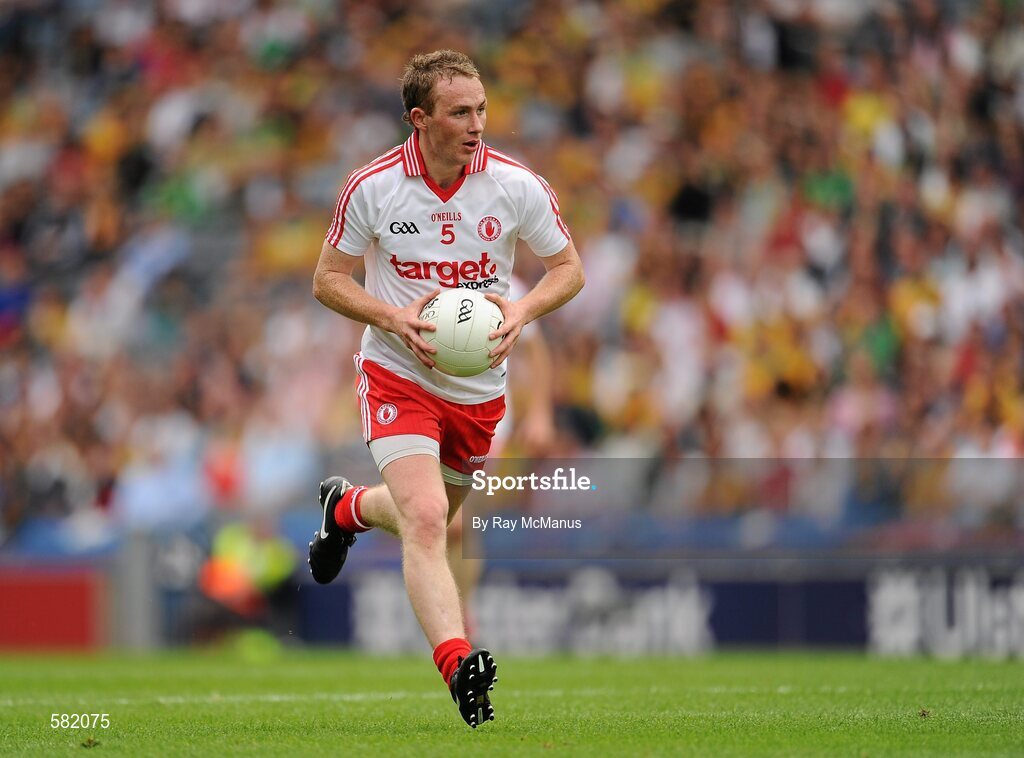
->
<box><xmin>325</xmin><ymin>131</ymin><xmax>570</xmax><ymax>403</ymax></box>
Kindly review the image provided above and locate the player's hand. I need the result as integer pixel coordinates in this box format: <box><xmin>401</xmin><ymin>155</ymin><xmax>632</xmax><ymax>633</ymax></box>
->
<box><xmin>485</xmin><ymin>293</ymin><xmax>527</xmax><ymax>368</ymax></box>
<box><xmin>517</xmin><ymin>406</ymin><xmax>556</xmax><ymax>456</ymax></box>
<box><xmin>388</xmin><ymin>288</ymin><xmax>441</xmax><ymax>368</ymax></box>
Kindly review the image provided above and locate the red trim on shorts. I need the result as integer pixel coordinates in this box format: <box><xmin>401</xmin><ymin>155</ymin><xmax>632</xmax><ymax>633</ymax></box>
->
<box><xmin>353</xmin><ymin>355</ymin><xmax>505</xmax><ymax>476</ymax></box>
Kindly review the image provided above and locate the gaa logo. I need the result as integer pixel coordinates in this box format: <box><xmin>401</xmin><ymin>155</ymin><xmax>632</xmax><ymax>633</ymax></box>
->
<box><xmin>390</xmin><ymin>221</ymin><xmax>420</xmax><ymax>234</ymax></box>
<box><xmin>477</xmin><ymin>216</ymin><xmax>501</xmax><ymax>241</ymax></box>
<box><xmin>376</xmin><ymin>403</ymin><xmax>398</xmax><ymax>425</ymax></box>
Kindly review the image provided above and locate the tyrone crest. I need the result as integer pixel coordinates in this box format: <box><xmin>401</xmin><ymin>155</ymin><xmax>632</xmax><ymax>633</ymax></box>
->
<box><xmin>376</xmin><ymin>403</ymin><xmax>398</xmax><ymax>425</ymax></box>
<box><xmin>477</xmin><ymin>216</ymin><xmax>502</xmax><ymax>241</ymax></box>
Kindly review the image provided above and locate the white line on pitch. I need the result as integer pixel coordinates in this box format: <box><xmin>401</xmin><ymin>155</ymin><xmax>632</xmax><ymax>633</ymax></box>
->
<box><xmin>0</xmin><ymin>687</ymin><xmax>617</xmax><ymax>708</ymax></box>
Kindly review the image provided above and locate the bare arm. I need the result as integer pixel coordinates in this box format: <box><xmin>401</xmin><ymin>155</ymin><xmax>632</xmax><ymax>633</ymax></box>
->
<box><xmin>485</xmin><ymin>240</ymin><xmax>585</xmax><ymax>367</ymax></box>
<box><xmin>312</xmin><ymin>240</ymin><xmax>439</xmax><ymax>368</ymax></box>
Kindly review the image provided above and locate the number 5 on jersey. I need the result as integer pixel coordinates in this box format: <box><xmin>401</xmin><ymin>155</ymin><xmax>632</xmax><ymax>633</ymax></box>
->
<box><xmin>441</xmin><ymin>223</ymin><xmax>456</xmax><ymax>245</ymax></box>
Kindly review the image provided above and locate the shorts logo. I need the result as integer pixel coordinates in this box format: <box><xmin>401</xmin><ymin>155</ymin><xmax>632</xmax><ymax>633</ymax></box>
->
<box><xmin>376</xmin><ymin>403</ymin><xmax>398</xmax><ymax>425</ymax></box>
<box><xmin>477</xmin><ymin>216</ymin><xmax>501</xmax><ymax>242</ymax></box>
<box><xmin>389</xmin><ymin>221</ymin><xmax>420</xmax><ymax>234</ymax></box>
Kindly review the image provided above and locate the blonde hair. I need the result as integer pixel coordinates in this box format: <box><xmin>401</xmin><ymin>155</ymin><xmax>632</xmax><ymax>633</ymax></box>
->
<box><xmin>401</xmin><ymin>50</ymin><xmax>480</xmax><ymax>125</ymax></box>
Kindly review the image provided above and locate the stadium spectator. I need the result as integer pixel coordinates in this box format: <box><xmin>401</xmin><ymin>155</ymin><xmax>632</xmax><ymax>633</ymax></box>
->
<box><xmin>1</xmin><ymin>0</ymin><xmax>1023</xmax><ymax>556</ymax></box>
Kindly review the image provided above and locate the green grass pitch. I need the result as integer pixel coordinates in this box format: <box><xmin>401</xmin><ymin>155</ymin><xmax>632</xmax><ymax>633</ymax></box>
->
<box><xmin>1</xmin><ymin>650</ymin><xmax>1022</xmax><ymax>756</ymax></box>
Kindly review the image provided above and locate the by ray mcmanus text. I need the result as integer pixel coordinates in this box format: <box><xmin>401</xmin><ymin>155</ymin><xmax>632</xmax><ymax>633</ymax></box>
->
<box><xmin>471</xmin><ymin>515</ymin><xmax>584</xmax><ymax>532</ymax></box>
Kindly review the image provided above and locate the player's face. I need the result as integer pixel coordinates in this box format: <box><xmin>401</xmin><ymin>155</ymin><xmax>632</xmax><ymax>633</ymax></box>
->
<box><xmin>422</xmin><ymin>75</ymin><xmax>487</xmax><ymax>168</ymax></box>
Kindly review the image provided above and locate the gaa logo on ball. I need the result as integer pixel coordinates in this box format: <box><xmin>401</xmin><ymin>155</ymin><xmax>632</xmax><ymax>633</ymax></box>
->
<box><xmin>418</xmin><ymin>289</ymin><xmax>503</xmax><ymax>377</ymax></box>
<box><xmin>477</xmin><ymin>216</ymin><xmax>501</xmax><ymax>241</ymax></box>
<box><xmin>376</xmin><ymin>403</ymin><xmax>398</xmax><ymax>425</ymax></box>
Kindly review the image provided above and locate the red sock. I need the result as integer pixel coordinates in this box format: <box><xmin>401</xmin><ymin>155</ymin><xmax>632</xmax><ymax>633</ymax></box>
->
<box><xmin>433</xmin><ymin>637</ymin><xmax>472</xmax><ymax>687</ymax></box>
<box><xmin>334</xmin><ymin>486</ymin><xmax>371</xmax><ymax>533</ymax></box>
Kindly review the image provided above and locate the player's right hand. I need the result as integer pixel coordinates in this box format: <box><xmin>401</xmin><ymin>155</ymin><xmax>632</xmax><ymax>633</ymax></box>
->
<box><xmin>388</xmin><ymin>288</ymin><xmax>441</xmax><ymax>368</ymax></box>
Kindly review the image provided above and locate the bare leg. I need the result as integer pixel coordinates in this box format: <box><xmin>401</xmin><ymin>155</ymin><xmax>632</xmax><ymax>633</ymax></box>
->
<box><xmin>355</xmin><ymin>484</ymin><xmax>401</xmax><ymax>536</ymax></box>
<box><xmin>447</xmin><ymin>512</ymin><xmax>483</xmax><ymax>619</ymax></box>
<box><xmin>368</xmin><ymin>455</ymin><xmax>468</xmax><ymax>647</ymax></box>
<box><xmin>359</xmin><ymin>478</ymin><xmax>468</xmax><ymax>537</ymax></box>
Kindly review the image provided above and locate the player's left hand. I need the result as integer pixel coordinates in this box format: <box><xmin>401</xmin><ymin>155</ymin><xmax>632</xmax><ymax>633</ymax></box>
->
<box><xmin>485</xmin><ymin>293</ymin><xmax>527</xmax><ymax>368</ymax></box>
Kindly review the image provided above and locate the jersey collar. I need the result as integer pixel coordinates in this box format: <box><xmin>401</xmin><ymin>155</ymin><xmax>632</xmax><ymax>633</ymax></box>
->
<box><xmin>402</xmin><ymin>131</ymin><xmax>489</xmax><ymax>178</ymax></box>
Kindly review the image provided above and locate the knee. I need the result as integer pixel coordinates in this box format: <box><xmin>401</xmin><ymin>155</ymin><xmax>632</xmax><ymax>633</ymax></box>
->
<box><xmin>400</xmin><ymin>496</ymin><xmax>448</xmax><ymax>548</ymax></box>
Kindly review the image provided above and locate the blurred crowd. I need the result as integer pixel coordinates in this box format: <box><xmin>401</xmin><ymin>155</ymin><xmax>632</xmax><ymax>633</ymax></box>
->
<box><xmin>2</xmin><ymin>0</ymin><xmax>1024</xmax><ymax>542</ymax></box>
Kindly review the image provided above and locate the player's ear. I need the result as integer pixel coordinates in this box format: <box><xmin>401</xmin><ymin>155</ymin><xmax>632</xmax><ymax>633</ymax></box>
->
<box><xmin>409</xmin><ymin>107</ymin><xmax>429</xmax><ymax>130</ymax></box>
